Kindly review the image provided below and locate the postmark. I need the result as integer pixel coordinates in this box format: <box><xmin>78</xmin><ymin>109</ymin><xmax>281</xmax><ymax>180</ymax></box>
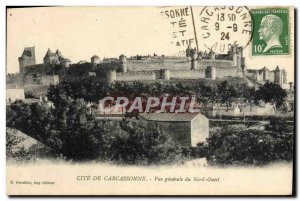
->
<box><xmin>198</xmin><ymin>6</ymin><xmax>252</xmax><ymax>54</ymax></box>
<box><xmin>251</xmin><ymin>8</ymin><xmax>290</xmax><ymax>55</ymax></box>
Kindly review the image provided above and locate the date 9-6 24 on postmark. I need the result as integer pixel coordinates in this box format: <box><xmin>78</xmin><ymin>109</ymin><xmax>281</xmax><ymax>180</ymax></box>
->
<box><xmin>251</xmin><ymin>8</ymin><xmax>290</xmax><ymax>55</ymax></box>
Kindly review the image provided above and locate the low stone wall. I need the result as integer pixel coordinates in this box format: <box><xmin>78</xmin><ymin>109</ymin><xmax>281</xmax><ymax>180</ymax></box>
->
<box><xmin>198</xmin><ymin>59</ymin><xmax>233</xmax><ymax>68</ymax></box>
<box><xmin>24</xmin><ymin>85</ymin><xmax>49</xmax><ymax>97</ymax></box>
<box><xmin>127</xmin><ymin>59</ymin><xmax>191</xmax><ymax>71</ymax></box>
<box><xmin>24</xmin><ymin>75</ymin><xmax>59</xmax><ymax>85</ymax></box>
<box><xmin>169</xmin><ymin>70</ymin><xmax>205</xmax><ymax>79</ymax></box>
<box><xmin>215</xmin><ymin>67</ymin><xmax>241</xmax><ymax>78</ymax></box>
<box><xmin>126</xmin><ymin>59</ymin><xmax>235</xmax><ymax>73</ymax></box>
<box><xmin>116</xmin><ymin>71</ymin><xmax>156</xmax><ymax>81</ymax></box>
<box><xmin>41</xmin><ymin>75</ymin><xmax>59</xmax><ymax>85</ymax></box>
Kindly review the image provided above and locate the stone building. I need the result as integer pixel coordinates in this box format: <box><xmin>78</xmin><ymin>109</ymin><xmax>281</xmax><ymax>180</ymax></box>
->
<box><xmin>139</xmin><ymin>113</ymin><xmax>209</xmax><ymax>147</ymax></box>
<box><xmin>18</xmin><ymin>46</ymin><xmax>36</xmax><ymax>74</ymax></box>
<box><xmin>43</xmin><ymin>48</ymin><xmax>71</xmax><ymax>66</ymax></box>
<box><xmin>91</xmin><ymin>55</ymin><xmax>101</xmax><ymax>67</ymax></box>
<box><xmin>247</xmin><ymin>66</ymin><xmax>289</xmax><ymax>88</ymax></box>
<box><xmin>6</xmin><ymin>88</ymin><xmax>25</xmax><ymax>104</ymax></box>
<box><xmin>24</xmin><ymin>75</ymin><xmax>59</xmax><ymax>86</ymax></box>
<box><xmin>60</xmin><ymin>58</ymin><xmax>71</xmax><ymax>68</ymax></box>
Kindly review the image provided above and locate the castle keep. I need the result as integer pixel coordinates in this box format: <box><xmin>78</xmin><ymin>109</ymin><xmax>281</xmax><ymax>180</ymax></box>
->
<box><xmin>18</xmin><ymin>46</ymin><xmax>36</xmax><ymax>74</ymax></box>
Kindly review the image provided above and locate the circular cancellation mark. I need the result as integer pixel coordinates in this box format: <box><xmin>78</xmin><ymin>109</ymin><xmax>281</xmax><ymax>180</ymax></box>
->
<box><xmin>198</xmin><ymin>6</ymin><xmax>253</xmax><ymax>54</ymax></box>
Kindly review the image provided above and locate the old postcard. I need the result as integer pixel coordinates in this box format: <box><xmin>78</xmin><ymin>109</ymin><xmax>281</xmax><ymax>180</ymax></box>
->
<box><xmin>6</xmin><ymin>6</ymin><xmax>294</xmax><ymax>195</ymax></box>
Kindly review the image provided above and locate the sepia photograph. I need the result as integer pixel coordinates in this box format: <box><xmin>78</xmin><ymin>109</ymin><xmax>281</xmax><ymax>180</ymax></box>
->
<box><xmin>5</xmin><ymin>6</ymin><xmax>295</xmax><ymax>196</ymax></box>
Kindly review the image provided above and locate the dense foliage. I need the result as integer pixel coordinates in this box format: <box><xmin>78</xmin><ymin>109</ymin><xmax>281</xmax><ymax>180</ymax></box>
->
<box><xmin>7</xmin><ymin>77</ymin><xmax>293</xmax><ymax>165</ymax></box>
<box><xmin>102</xmin><ymin>120</ymin><xmax>184</xmax><ymax>165</ymax></box>
<box><xmin>255</xmin><ymin>82</ymin><xmax>287</xmax><ymax>109</ymax></box>
<box><xmin>203</xmin><ymin>118</ymin><xmax>293</xmax><ymax>166</ymax></box>
<box><xmin>7</xmin><ymin>98</ymin><xmax>293</xmax><ymax>165</ymax></box>
<box><xmin>6</xmin><ymin>99</ymin><xmax>185</xmax><ymax>164</ymax></box>
<box><xmin>47</xmin><ymin>77</ymin><xmax>259</xmax><ymax>109</ymax></box>
<box><xmin>24</xmin><ymin>64</ymin><xmax>65</xmax><ymax>76</ymax></box>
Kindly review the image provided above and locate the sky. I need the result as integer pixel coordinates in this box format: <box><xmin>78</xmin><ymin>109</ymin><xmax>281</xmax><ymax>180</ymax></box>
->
<box><xmin>6</xmin><ymin>6</ymin><xmax>294</xmax><ymax>81</ymax></box>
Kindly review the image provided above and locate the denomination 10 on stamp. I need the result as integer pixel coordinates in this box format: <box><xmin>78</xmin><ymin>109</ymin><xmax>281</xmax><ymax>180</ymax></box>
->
<box><xmin>251</xmin><ymin>8</ymin><xmax>290</xmax><ymax>55</ymax></box>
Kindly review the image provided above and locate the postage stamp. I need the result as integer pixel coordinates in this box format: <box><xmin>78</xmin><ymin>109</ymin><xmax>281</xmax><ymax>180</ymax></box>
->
<box><xmin>251</xmin><ymin>8</ymin><xmax>290</xmax><ymax>55</ymax></box>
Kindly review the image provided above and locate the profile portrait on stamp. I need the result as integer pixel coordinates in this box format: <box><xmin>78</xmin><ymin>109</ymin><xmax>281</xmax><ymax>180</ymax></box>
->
<box><xmin>251</xmin><ymin>8</ymin><xmax>290</xmax><ymax>55</ymax></box>
<box><xmin>258</xmin><ymin>14</ymin><xmax>283</xmax><ymax>53</ymax></box>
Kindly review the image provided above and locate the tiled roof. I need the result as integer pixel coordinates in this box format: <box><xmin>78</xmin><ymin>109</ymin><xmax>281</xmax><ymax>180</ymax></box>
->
<box><xmin>139</xmin><ymin>113</ymin><xmax>201</xmax><ymax>122</ymax></box>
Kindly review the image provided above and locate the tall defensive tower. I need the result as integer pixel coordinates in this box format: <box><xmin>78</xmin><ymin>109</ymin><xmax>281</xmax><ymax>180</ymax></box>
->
<box><xmin>18</xmin><ymin>46</ymin><xmax>36</xmax><ymax>74</ymax></box>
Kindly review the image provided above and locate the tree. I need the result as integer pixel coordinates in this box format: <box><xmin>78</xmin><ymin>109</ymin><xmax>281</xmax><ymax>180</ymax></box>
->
<box><xmin>7</xmin><ymin>100</ymin><xmax>32</xmax><ymax>132</ymax></box>
<box><xmin>102</xmin><ymin>121</ymin><xmax>183</xmax><ymax>165</ymax></box>
<box><xmin>205</xmin><ymin>124</ymin><xmax>293</xmax><ymax>166</ymax></box>
<box><xmin>254</xmin><ymin>82</ymin><xmax>287</xmax><ymax>109</ymax></box>
<box><xmin>217</xmin><ymin>81</ymin><xmax>237</xmax><ymax>111</ymax></box>
<box><xmin>48</xmin><ymin>84</ymin><xmax>104</xmax><ymax>160</ymax></box>
<box><xmin>196</xmin><ymin>82</ymin><xmax>218</xmax><ymax>108</ymax></box>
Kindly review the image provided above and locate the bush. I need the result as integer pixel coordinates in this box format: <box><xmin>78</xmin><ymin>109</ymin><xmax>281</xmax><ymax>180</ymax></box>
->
<box><xmin>25</xmin><ymin>91</ymin><xmax>36</xmax><ymax>98</ymax></box>
<box><xmin>101</xmin><ymin>120</ymin><xmax>184</xmax><ymax>165</ymax></box>
<box><xmin>265</xmin><ymin>116</ymin><xmax>294</xmax><ymax>134</ymax></box>
<box><xmin>205</xmin><ymin>123</ymin><xmax>293</xmax><ymax>166</ymax></box>
<box><xmin>6</xmin><ymin>99</ymin><xmax>102</xmax><ymax>161</ymax></box>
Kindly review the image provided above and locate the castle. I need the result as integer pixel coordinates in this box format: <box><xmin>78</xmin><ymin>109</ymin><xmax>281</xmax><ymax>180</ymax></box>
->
<box><xmin>98</xmin><ymin>44</ymin><xmax>289</xmax><ymax>89</ymax></box>
<box><xmin>16</xmin><ymin>45</ymin><xmax>291</xmax><ymax>90</ymax></box>
<box><xmin>43</xmin><ymin>48</ymin><xmax>71</xmax><ymax>67</ymax></box>
<box><xmin>18</xmin><ymin>47</ymin><xmax>71</xmax><ymax>75</ymax></box>
<box><xmin>105</xmin><ymin>44</ymin><xmax>246</xmax><ymax>83</ymax></box>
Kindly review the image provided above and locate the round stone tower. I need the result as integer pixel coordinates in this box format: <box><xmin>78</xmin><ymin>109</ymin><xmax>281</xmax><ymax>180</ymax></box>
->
<box><xmin>205</xmin><ymin>66</ymin><xmax>216</xmax><ymax>80</ymax></box>
<box><xmin>190</xmin><ymin>49</ymin><xmax>198</xmax><ymax>70</ymax></box>
<box><xmin>107</xmin><ymin>70</ymin><xmax>117</xmax><ymax>83</ymax></box>
<box><xmin>162</xmin><ymin>69</ymin><xmax>170</xmax><ymax>80</ymax></box>
<box><xmin>119</xmin><ymin>54</ymin><xmax>127</xmax><ymax>73</ymax></box>
<box><xmin>262</xmin><ymin>66</ymin><xmax>269</xmax><ymax>81</ymax></box>
<box><xmin>91</xmin><ymin>55</ymin><xmax>101</xmax><ymax>67</ymax></box>
<box><xmin>274</xmin><ymin>66</ymin><xmax>283</xmax><ymax>86</ymax></box>
<box><xmin>232</xmin><ymin>44</ymin><xmax>238</xmax><ymax>67</ymax></box>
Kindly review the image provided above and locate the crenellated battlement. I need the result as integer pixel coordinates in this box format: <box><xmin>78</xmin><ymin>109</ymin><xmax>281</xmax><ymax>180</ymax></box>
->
<box><xmin>168</xmin><ymin>69</ymin><xmax>204</xmax><ymax>72</ymax></box>
<box><xmin>117</xmin><ymin>71</ymin><xmax>156</xmax><ymax>75</ymax></box>
<box><xmin>115</xmin><ymin>71</ymin><xmax>156</xmax><ymax>81</ymax></box>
